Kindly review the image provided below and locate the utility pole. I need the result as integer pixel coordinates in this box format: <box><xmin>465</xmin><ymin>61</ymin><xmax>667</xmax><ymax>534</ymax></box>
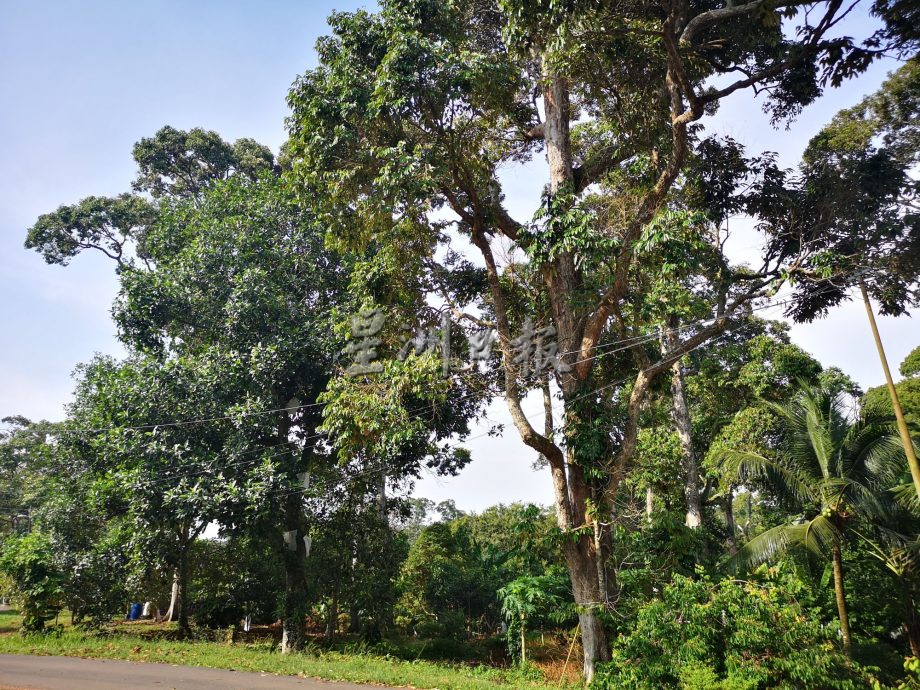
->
<box><xmin>860</xmin><ymin>282</ymin><xmax>920</xmax><ymax>501</ymax></box>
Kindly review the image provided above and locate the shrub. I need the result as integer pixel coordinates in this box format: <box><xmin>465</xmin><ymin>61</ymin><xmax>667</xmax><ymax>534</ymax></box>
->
<box><xmin>594</xmin><ymin>571</ymin><xmax>876</xmax><ymax>690</ymax></box>
<box><xmin>0</xmin><ymin>533</ymin><xmax>65</xmax><ymax>633</ymax></box>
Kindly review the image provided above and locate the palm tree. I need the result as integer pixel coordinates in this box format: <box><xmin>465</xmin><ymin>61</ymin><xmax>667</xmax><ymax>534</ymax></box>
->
<box><xmin>717</xmin><ymin>385</ymin><xmax>904</xmax><ymax>655</ymax></box>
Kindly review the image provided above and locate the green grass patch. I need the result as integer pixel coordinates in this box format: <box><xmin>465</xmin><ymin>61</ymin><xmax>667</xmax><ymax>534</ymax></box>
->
<box><xmin>0</xmin><ymin>628</ymin><xmax>562</xmax><ymax>690</ymax></box>
<box><xmin>0</xmin><ymin>609</ymin><xmax>23</xmax><ymax>635</ymax></box>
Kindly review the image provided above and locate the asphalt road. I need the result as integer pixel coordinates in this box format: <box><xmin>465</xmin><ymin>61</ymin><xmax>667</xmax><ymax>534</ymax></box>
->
<box><xmin>0</xmin><ymin>655</ymin><xmax>378</xmax><ymax>690</ymax></box>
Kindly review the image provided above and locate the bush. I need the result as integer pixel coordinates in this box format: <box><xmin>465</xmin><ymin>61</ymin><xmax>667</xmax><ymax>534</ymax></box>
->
<box><xmin>188</xmin><ymin>537</ymin><xmax>282</xmax><ymax>628</ymax></box>
<box><xmin>887</xmin><ymin>657</ymin><xmax>920</xmax><ymax>690</ymax></box>
<box><xmin>0</xmin><ymin>533</ymin><xmax>65</xmax><ymax>633</ymax></box>
<box><xmin>594</xmin><ymin>571</ymin><xmax>876</xmax><ymax>690</ymax></box>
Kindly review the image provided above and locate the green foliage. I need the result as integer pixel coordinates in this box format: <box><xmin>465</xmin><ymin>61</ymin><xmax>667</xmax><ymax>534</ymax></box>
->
<box><xmin>902</xmin><ymin>347</ymin><xmax>920</xmax><ymax>380</ymax></box>
<box><xmin>0</xmin><ymin>532</ymin><xmax>65</xmax><ymax>633</ymax></box>
<box><xmin>498</xmin><ymin>572</ymin><xmax>571</xmax><ymax>661</ymax></box>
<box><xmin>865</xmin><ymin>345</ymin><xmax>920</xmax><ymax>425</ymax></box>
<box><xmin>454</xmin><ymin>503</ymin><xmax>561</xmax><ymax>581</ymax></box>
<box><xmin>888</xmin><ymin>657</ymin><xmax>920</xmax><ymax>690</ymax></box>
<box><xmin>25</xmin><ymin>194</ymin><xmax>156</xmax><ymax>268</ymax></box>
<box><xmin>395</xmin><ymin>522</ymin><xmax>493</xmax><ymax>638</ymax></box>
<box><xmin>188</xmin><ymin>537</ymin><xmax>283</xmax><ymax>628</ymax></box>
<box><xmin>132</xmin><ymin>125</ymin><xmax>274</xmax><ymax>199</ymax></box>
<box><xmin>0</xmin><ymin>416</ymin><xmax>59</xmax><ymax>533</ymax></box>
<box><xmin>717</xmin><ymin>385</ymin><xmax>903</xmax><ymax>569</ymax></box>
<box><xmin>765</xmin><ymin>59</ymin><xmax>920</xmax><ymax>320</ymax></box>
<box><xmin>596</xmin><ymin>572</ymin><xmax>873</xmax><ymax>690</ymax></box>
<box><xmin>524</xmin><ymin>186</ymin><xmax>617</xmax><ymax>269</ymax></box>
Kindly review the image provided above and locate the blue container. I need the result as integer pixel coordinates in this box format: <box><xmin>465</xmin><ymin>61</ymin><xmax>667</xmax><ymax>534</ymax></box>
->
<box><xmin>129</xmin><ymin>602</ymin><xmax>142</xmax><ymax>620</ymax></box>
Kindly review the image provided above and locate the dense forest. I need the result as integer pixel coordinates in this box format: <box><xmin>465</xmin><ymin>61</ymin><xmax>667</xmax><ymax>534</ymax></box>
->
<box><xmin>3</xmin><ymin>0</ymin><xmax>920</xmax><ymax>688</ymax></box>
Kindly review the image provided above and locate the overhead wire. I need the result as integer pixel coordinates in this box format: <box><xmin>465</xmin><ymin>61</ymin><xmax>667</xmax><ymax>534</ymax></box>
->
<box><xmin>24</xmin><ymin>285</ymin><xmax>823</xmax><ymax>439</ymax></box>
<box><xmin>256</xmin><ymin>289</ymin><xmax>822</xmax><ymax>503</ymax></box>
<box><xmin>105</xmin><ymin>286</ymin><xmax>829</xmax><ymax>493</ymax></box>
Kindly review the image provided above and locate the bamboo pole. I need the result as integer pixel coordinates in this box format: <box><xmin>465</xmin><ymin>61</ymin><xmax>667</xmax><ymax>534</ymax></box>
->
<box><xmin>860</xmin><ymin>283</ymin><xmax>920</xmax><ymax>501</ymax></box>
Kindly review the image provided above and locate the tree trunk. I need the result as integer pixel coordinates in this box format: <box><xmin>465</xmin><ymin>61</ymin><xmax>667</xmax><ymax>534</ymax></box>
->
<box><xmin>645</xmin><ymin>487</ymin><xmax>655</xmax><ymax>523</ymax></box>
<box><xmin>663</xmin><ymin>317</ymin><xmax>702</xmax><ymax>529</ymax></box>
<box><xmin>578</xmin><ymin>606</ymin><xmax>609</xmax><ymax>682</ymax></box>
<box><xmin>520</xmin><ymin>617</ymin><xmax>527</xmax><ymax>665</ymax></box>
<box><xmin>724</xmin><ymin>493</ymin><xmax>738</xmax><ymax>555</ymax></box>
<box><xmin>744</xmin><ymin>491</ymin><xmax>752</xmax><ymax>542</ymax></box>
<box><xmin>325</xmin><ymin>594</ymin><xmax>338</xmax><ymax>642</ymax></box>
<box><xmin>349</xmin><ymin>604</ymin><xmax>361</xmax><ymax>634</ymax></box>
<box><xmin>472</xmin><ymin>58</ymin><xmax>611</xmax><ymax>682</ymax></box>
<box><xmin>377</xmin><ymin>471</ymin><xmax>387</xmax><ymax>516</ymax></box>
<box><xmin>593</xmin><ymin>519</ymin><xmax>611</xmax><ymax>602</ymax></box>
<box><xmin>280</xmin><ymin>489</ymin><xmax>310</xmax><ymax>654</ymax></box>
<box><xmin>903</xmin><ymin>595</ymin><xmax>920</xmax><ymax>657</ymax></box>
<box><xmin>564</xmin><ymin>539</ymin><xmax>611</xmax><ymax>682</ymax></box>
<box><xmin>164</xmin><ymin>569</ymin><xmax>180</xmax><ymax>622</ymax></box>
<box><xmin>176</xmin><ymin>548</ymin><xmax>190</xmax><ymax>637</ymax></box>
<box><xmin>831</xmin><ymin>542</ymin><xmax>852</xmax><ymax>656</ymax></box>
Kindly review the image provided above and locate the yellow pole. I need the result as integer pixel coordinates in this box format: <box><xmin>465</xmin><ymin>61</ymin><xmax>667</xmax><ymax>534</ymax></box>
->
<box><xmin>860</xmin><ymin>283</ymin><xmax>920</xmax><ymax>501</ymax></box>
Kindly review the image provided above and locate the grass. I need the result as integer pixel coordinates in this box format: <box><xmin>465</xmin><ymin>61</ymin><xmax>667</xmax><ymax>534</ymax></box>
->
<box><xmin>0</xmin><ymin>613</ymin><xmax>568</xmax><ymax>690</ymax></box>
<box><xmin>0</xmin><ymin>609</ymin><xmax>22</xmax><ymax>634</ymax></box>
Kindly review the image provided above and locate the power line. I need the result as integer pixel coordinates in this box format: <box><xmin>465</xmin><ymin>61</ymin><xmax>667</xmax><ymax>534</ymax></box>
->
<box><xmin>77</xmin><ymin>286</ymin><xmax>830</xmax><ymax>504</ymax></box>
<box><xmin>24</xmin><ymin>287</ymin><xmax>824</xmax><ymax>438</ymax></box>
<box><xmin>47</xmin><ymin>400</ymin><xmax>326</xmax><ymax>436</ymax></box>
<box><xmin>258</xmin><ymin>298</ymin><xmax>803</xmax><ymax>503</ymax></box>
<box><xmin>94</xmin><ymin>291</ymin><xmax>817</xmax><ymax>491</ymax></box>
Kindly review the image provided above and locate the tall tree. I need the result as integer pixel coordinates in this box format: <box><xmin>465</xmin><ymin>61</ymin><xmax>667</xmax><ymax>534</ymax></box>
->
<box><xmin>865</xmin><ymin>344</ymin><xmax>920</xmax><ymax>423</ymax></box>
<box><xmin>760</xmin><ymin>58</ymin><xmax>920</xmax><ymax>322</ymax></box>
<box><xmin>25</xmin><ymin>128</ymin><xmax>340</xmax><ymax>647</ymax></box>
<box><xmin>286</xmin><ymin>2</ymin><xmax>888</xmax><ymax>677</ymax></box>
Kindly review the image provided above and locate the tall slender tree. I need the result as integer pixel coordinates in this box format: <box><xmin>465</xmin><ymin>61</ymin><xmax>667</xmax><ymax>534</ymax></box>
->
<box><xmin>286</xmin><ymin>2</ymin><xmax>889</xmax><ymax>675</ymax></box>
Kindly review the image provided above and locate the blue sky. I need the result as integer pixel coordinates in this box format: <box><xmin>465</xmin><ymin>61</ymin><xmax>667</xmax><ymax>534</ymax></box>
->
<box><xmin>1</xmin><ymin>2</ymin><xmax>917</xmax><ymax>511</ymax></box>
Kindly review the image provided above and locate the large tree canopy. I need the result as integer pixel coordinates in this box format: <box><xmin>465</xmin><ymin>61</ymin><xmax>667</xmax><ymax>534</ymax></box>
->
<box><xmin>285</xmin><ymin>0</ymin><xmax>895</xmax><ymax>677</ymax></box>
<box><xmin>759</xmin><ymin>58</ymin><xmax>920</xmax><ymax>321</ymax></box>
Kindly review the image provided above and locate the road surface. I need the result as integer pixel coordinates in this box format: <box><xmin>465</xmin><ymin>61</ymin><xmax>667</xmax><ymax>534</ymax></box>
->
<box><xmin>0</xmin><ymin>655</ymin><xmax>378</xmax><ymax>690</ymax></box>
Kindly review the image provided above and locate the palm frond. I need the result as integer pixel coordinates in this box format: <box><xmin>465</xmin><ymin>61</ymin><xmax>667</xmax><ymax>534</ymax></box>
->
<box><xmin>846</xmin><ymin>422</ymin><xmax>903</xmax><ymax>483</ymax></box>
<box><xmin>726</xmin><ymin>515</ymin><xmax>840</xmax><ymax>572</ymax></box>
<box><xmin>892</xmin><ymin>482</ymin><xmax>920</xmax><ymax>516</ymax></box>
<box><xmin>853</xmin><ymin>525</ymin><xmax>920</xmax><ymax>577</ymax></box>
<box><xmin>716</xmin><ymin>449</ymin><xmax>814</xmax><ymax>506</ymax></box>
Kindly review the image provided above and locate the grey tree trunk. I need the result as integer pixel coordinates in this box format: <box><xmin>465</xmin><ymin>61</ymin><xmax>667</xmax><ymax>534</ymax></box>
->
<box><xmin>164</xmin><ymin>569</ymin><xmax>179</xmax><ymax>622</ymax></box>
<box><xmin>349</xmin><ymin>604</ymin><xmax>361</xmax><ymax>634</ymax></box>
<box><xmin>325</xmin><ymin>594</ymin><xmax>338</xmax><ymax>642</ymax></box>
<box><xmin>744</xmin><ymin>491</ymin><xmax>752</xmax><ymax>542</ymax></box>
<box><xmin>904</xmin><ymin>595</ymin><xmax>920</xmax><ymax>657</ymax></box>
<box><xmin>538</xmin><ymin>375</ymin><xmax>610</xmax><ymax>679</ymax></box>
<box><xmin>724</xmin><ymin>492</ymin><xmax>738</xmax><ymax>555</ymax></box>
<box><xmin>662</xmin><ymin>317</ymin><xmax>702</xmax><ymax>529</ymax></box>
<box><xmin>280</xmin><ymin>490</ymin><xmax>310</xmax><ymax>654</ymax></box>
<box><xmin>563</xmin><ymin>538</ymin><xmax>611</xmax><ymax>681</ymax></box>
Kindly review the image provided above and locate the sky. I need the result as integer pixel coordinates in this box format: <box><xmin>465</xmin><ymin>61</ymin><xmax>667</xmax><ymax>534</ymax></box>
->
<box><xmin>1</xmin><ymin>1</ymin><xmax>917</xmax><ymax>513</ymax></box>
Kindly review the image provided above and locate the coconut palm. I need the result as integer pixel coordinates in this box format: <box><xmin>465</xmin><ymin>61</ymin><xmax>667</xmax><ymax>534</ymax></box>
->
<box><xmin>717</xmin><ymin>385</ymin><xmax>904</xmax><ymax>655</ymax></box>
